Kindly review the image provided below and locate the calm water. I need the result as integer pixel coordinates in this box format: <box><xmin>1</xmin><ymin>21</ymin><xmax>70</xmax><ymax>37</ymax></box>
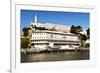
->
<box><xmin>21</xmin><ymin>50</ymin><xmax>89</xmax><ymax>63</ymax></box>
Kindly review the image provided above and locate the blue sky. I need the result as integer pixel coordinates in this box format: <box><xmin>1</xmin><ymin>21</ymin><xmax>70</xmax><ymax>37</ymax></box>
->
<box><xmin>21</xmin><ymin>9</ymin><xmax>90</xmax><ymax>30</ymax></box>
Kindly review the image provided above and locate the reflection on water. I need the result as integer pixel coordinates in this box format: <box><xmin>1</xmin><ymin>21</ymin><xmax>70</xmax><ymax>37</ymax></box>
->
<box><xmin>21</xmin><ymin>50</ymin><xmax>89</xmax><ymax>63</ymax></box>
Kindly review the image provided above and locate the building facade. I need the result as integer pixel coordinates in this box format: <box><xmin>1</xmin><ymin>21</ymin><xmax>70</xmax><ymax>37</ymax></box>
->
<box><xmin>30</xmin><ymin>30</ymin><xmax>80</xmax><ymax>49</ymax></box>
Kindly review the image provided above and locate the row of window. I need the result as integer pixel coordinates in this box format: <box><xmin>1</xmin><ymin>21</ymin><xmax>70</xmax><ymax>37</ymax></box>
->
<box><xmin>32</xmin><ymin>36</ymin><xmax>46</xmax><ymax>39</ymax></box>
<box><xmin>32</xmin><ymin>36</ymin><xmax>78</xmax><ymax>41</ymax></box>
<box><xmin>32</xmin><ymin>33</ymin><xmax>46</xmax><ymax>35</ymax></box>
<box><xmin>31</xmin><ymin>40</ymin><xmax>80</xmax><ymax>43</ymax></box>
<box><xmin>32</xmin><ymin>32</ymin><xmax>78</xmax><ymax>40</ymax></box>
<box><xmin>32</xmin><ymin>32</ymin><xmax>75</xmax><ymax>37</ymax></box>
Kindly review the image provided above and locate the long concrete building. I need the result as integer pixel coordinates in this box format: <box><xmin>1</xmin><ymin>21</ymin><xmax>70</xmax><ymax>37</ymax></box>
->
<box><xmin>30</xmin><ymin>30</ymin><xmax>80</xmax><ymax>49</ymax></box>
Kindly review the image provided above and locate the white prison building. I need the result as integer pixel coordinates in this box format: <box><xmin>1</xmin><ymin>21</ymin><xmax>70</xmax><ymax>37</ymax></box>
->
<box><xmin>30</xmin><ymin>30</ymin><xmax>80</xmax><ymax>49</ymax></box>
<box><xmin>29</xmin><ymin>14</ymin><xmax>80</xmax><ymax>50</ymax></box>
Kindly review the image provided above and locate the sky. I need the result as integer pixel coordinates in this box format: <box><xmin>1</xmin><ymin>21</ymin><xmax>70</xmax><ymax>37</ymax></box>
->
<box><xmin>21</xmin><ymin>9</ymin><xmax>90</xmax><ymax>30</ymax></box>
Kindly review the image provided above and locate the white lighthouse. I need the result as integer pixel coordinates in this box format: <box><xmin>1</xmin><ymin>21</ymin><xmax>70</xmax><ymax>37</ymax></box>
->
<box><xmin>34</xmin><ymin>13</ymin><xmax>37</xmax><ymax>24</ymax></box>
<box><xmin>31</xmin><ymin>13</ymin><xmax>38</xmax><ymax>27</ymax></box>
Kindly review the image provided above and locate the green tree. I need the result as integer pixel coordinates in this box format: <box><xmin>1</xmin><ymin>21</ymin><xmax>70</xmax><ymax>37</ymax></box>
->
<box><xmin>22</xmin><ymin>27</ymin><xmax>30</xmax><ymax>37</ymax></box>
<box><xmin>75</xmin><ymin>26</ymin><xmax>82</xmax><ymax>34</ymax></box>
<box><xmin>70</xmin><ymin>25</ymin><xmax>82</xmax><ymax>34</ymax></box>
<box><xmin>80</xmin><ymin>34</ymin><xmax>87</xmax><ymax>41</ymax></box>
<box><xmin>70</xmin><ymin>25</ymin><xmax>87</xmax><ymax>47</ymax></box>
<box><xmin>70</xmin><ymin>25</ymin><xmax>75</xmax><ymax>33</ymax></box>
<box><xmin>34</xmin><ymin>25</ymin><xmax>37</xmax><ymax>31</ymax></box>
<box><xmin>86</xmin><ymin>28</ymin><xmax>90</xmax><ymax>39</ymax></box>
<box><xmin>21</xmin><ymin>38</ymin><xmax>30</xmax><ymax>48</ymax></box>
<box><xmin>78</xmin><ymin>34</ymin><xmax>87</xmax><ymax>47</ymax></box>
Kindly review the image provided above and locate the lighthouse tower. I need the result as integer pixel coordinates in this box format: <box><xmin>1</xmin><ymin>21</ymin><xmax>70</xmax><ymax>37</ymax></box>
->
<box><xmin>31</xmin><ymin>13</ymin><xmax>38</xmax><ymax>27</ymax></box>
<box><xmin>34</xmin><ymin>13</ymin><xmax>37</xmax><ymax>24</ymax></box>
